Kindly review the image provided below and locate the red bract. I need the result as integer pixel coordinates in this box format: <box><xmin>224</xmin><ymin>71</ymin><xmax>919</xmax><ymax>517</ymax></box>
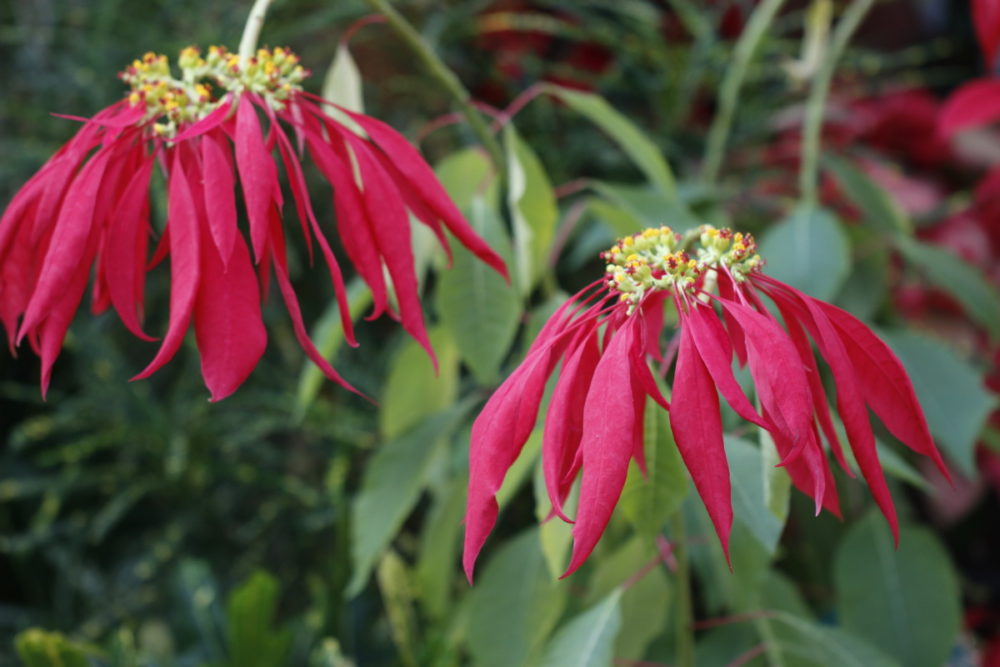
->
<box><xmin>0</xmin><ymin>46</ymin><xmax>506</xmax><ymax>399</ymax></box>
<box><xmin>463</xmin><ymin>225</ymin><xmax>948</xmax><ymax>581</ymax></box>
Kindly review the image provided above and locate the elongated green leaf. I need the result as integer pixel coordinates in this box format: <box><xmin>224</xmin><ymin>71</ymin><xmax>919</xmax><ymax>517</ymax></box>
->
<box><xmin>380</xmin><ymin>328</ymin><xmax>459</xmax><ymax>439</ymax></box>
<box><xmin>881</xmin><ymin>329</ymin><xmax>996</xmax><ymax>475</ymax></box>
<box><xmin>225</xmin><ymin>571</ymin><xmax>292</xmax><ymax>667</ymax></box>
<box><xmin>759</xmin><ymin>430</ymin><xmax>790</xmax><ymax>526</ymax></box>
<box><xmin>466</xmin><ymin>529</ymin><xmax>568</xmax><ymax>667</ymax></box>
<box><xmin>619</xmin><ymin>399</ymin><xmax>687</xmax><ymax>539</ymax></box>
<box><xmin>726</xmin><ymin>437</ymin><xmax>784</xmax><ymax>554</ymax></box>
<box><xmin>823</xmin><ymin>155</ymin><xmax>909</xmax><ymax>234</ymax></box>
<box><xmin>591</xmin><ymin>181</ymin><xmax>700</xmax><ymax>230</ymax></box>
<box><xmin>415</xmin><ymin>476</ymin><xmax>467</xmax><ymax>619</ymax></box>
<box><xmin>15</xmin><ymin>630</ymin><xmax>90</xmax><ymax>667</ymax></box>
<box><xmin>435</xmin><ymin>149</ymin><xmax>497</xmax><ymax>211</ymax></box>
<box><xmin>505</xmin><ymin>126</ymin><xmax>558</xmax><ymax>293</ymax></box>
<box><xmin>834</xmin><ymin>511</ymin><xmax>960</xmax><ymax>667</ymax></box>
<box><xmin>322</xmin><ymin>44</ymin><xmax>364</xmax><ymax>114</ymax></box>
<box><xmin>894</xmin><ymin>236</ymin><xmax>1000</xmax><ymax>340</ymax></box>
<box><xmin>348</xmin><ymin>400</ymin><xmax>477</xmax><ymax>595</ymax></box>
<box><xmin>770</xmin><ymin>613</ymin><xmax>900</xmax><ymax>667</ymax></box>
<box><xmin>542</xmin><ymin>84</ymin><xmax>677</xmax><ymax>197</ymax></box>
<box><xmin>759</xmin><ymin>204</ymin><xmax>850</xmax><ymax>301</ymax></box>
<box><xmin>376</xmin><ymin>551</ymin><xmax>419</xmax><ymax>667</ymax></box>
<box><xmin>435</xmin><ymin>197</ymin><xmax>521</xmax><ymax>385</ymax></box>
<box><xmin>539</xmin><ymin>589</ymin><xmax>623</xmax><ymax>667</ymax></box>
<box><xmin>587</xmin><ymin>196</ymin><xmax>646</xmax><ymax>238</ymax></box>
<box><xmin>533</xmin><ymin>462</ymin><xmax>575</xmax><ymax>580</ymax></box>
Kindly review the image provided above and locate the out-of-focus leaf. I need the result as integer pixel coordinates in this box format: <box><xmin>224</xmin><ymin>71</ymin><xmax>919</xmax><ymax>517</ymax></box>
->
<box><xmin>881</xmin><ymin>329</ymin><xmax>996</xmax><ymax>476</ymax></box>
<box><xmin>591</xmin><ymin>181</ymin><xmax>700</xmax><ymax>230</ymax></box>
<box><xmin>348</xmin><ymin>399</ymin><xmax>477</xmax><ymax>596</ymax></box>
<box><xmin>759</xmin><ymin>205</ymin><xmax>850</xmax><ymax>302</ymax></box>
<box><xmin>321</xmin><ymin>44</ymin><xmax>364</xmax><ymax>114</ymax></box>
<box><xmin>416</xmin><ymin>476</ymin><xmax>467</xmax><ymax>619</ymax></box>
<box><xmin>823</xmin><ymin>155</ymin><xmax>909</xmax><ymax>234</ymax></box>
<box><xmin>539</xmin><ymin>588</ymin><xmax>623</xmax><ymax>667</ymax></box>
<box><xmin>496</xmin><ymin>430</ymin><xmax>542</xmax><ymax>510</ymax></box>
<box><xmin>293</xmin><ymin>279</ymin><xmax>371</xmax><ymax>423</ymax></box>
<box><xmin>770</xmin><ymin>613</ymin><xmax>900</xmax><ymax>667</ymax></box>
<box><xmin>587</xmin><ymin>196</ymin><xmax>646</xmax><ymax>238</ymax></box>
<box><xmin>834</xmin><ymin>511</ymin><xmax>960</xmax><ymax>667</ymax></box>
<box><xmin>533</xmin><ymin>462</ymin><xmax>575</xmax><ymax>579</ymax></box>
<box><xmin>224</xmin><ymin>571</ymin><xmax>292</xmax><ymax>667</ymax></box>
<box><xmin>435</xmin><ymin>197</ymin><xmax>521</xmax><ymax>385</ymax></box>
<box><xmin>726</xmin><ymin>437</ymin><xmax>784</xmax><ymax>554</ymax></box>
<box><xmin>435</xmin><ymin>148</ymin><xmax>497</xmax><ymax>211</ymax></box>
<box><xmin>466</xmin><ymin>528</ymin><xmax>568</xmax><ymax>667</ymax></box>
<box><xmin>835</xmin><ymin>246</ymin><xmax>889</xmax><ymax>321</ymax></box>
<box><xmin>894</xmin><ymin>236</ymin><xmax>1000</xmax><ymax>340</ymax></box>
<box><xmin>505</xmin><ymin>125</ymin><xmax>558</xmax><ymax>293</ymax></box>
<box><xmin>759</xmin><ymin>430</ymin><xmax>790</xmax><ymax>527</ymax></box>
<box><xmin>380</xmin><ymin>328</ymin><xmax>459</xmax><ymax>440</ymax></box>
<box><xmin>619</xmin><ymin>399</ymin><xmax>687</xmax><ymax>540</ymax></box>
<box><xmin>542</xmin><ymin>84</ymin><xmax>677</xmax><ymax>197</ymax></box>
<box><xmin>15</xmin><ymin>629</ymin><xmax>90</xmax><ymax>667</ymax></box>
<box><xmin>376</xmin><ymin>551</ymin><xmax>419</xmax><ymax>667</ymax></box>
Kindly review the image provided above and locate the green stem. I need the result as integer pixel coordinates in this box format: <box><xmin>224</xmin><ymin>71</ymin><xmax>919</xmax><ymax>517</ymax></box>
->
<box><xmin>670</xmin><ymin>512</ymin><xmax>695</xmax><ymax>667</ymax></box>
<box><xmin>701</xmin><ymin>0</ymin><xmax>787</xmax><ymax>185</ymax></box>
<box><xmin>798</xmin><ymin>0</ymin><xmax>875</xmax><ymax>206</ymax></box>
<box><xmin>238</xmin><ymin>0</ymin><xmax>274</xmax><ymax>63</ymax></box>
<box><xmin>364</xmin><ymin>0</ymin><xmax>505</xmax><ymax>174</ymax></box>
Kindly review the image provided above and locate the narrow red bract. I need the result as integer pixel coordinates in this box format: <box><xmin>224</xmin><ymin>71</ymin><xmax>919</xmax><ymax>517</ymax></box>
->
<box><xmin>462</xmin><ymin>225</ymin><xmax>949</xmax><ymax>581</ymax></box>
<box><xmin>0</xmin><ymin>45</ymin><xmax>506</xmax><ymax>398</ymax></box>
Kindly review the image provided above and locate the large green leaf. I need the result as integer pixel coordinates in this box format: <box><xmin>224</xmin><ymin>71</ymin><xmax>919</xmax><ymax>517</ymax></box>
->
<box><xmin>466</xmin><ymin>529</ymin><xmax>568</xmax><ymax>667</ymax></box>
<box><xmin>823</xmin><ymin>155</ymin><xmax>909</xmax><ymax>234</ymax></box>
<box><xmin>834</xmin><ymin>511</ymin><xmax>960</xmax><ymax>667</ymax></box>
<box><xmin>435</xmin><ymin>197</ymin><xmax>521</xmax><ymax>385</ymax></box>
<box><xmin>619</xmin><ymin>399</ymin><xmax>687</xmax><ymax>540</ymax></box>
<box><xmin>770</xmin><ymin>613</ymin><xmax>900</xmax><ymax>667</ymax></box>
<box><xmin>542</xmin><ymin>84</ymin><xmax>677</xmax><ymax>197</ymax></box>
<box><xmin>881</xmin><ymin>329</ymin><xmax>996</xmax><ymax>475</ymax></box>
<box><xmin>416</xmin><ymin>476</ymin><xmax>467</xmax><ymax>619</ymax></box>
<box><xmin>539</xmin><ymin>589</ymin><xmax>624</xmax><ymax>667</ymax></box>
<box><xmin>505</xmin><ymin>126</ymin><xmax>559</xmax><ymax>293</ymax></box>
<box><xmin>379</xmin><ymin>328</ymin><xmax>459</xmax><ymax>440</ymax></box>
<box><xmin>726</xmin><ymin>437</ymin><xmax>784</xmax><ymax>555</ymax></box>
<box><xmin>759</xmin><ymin>204</ymin><xmax>850</xmax><ymax>302</ymax></box>
<box><xmin>894</xmin><ymin>236</ymin><xmax>1000</xmax><ymax>341</ymax></box>
<box><xmin>591</xmin><ymin>181</ymin><xmax>700</xmax><ymax>231</ymax></box>
<box><xmin>224</xmin><ymin>571</ymin><xmax>292</xmax><ymax>667</ymax></box>
<box><xmin>348</xmin><ymin>400</ymin><xmax>477</xmax><ymax>595</ymax></box>
<box><xmin>533</xmin><ymin>461</ymin><xmax>575</xmax><ymax>579</ymax></box>
<box><xmin>435</xmin><ymin>148</ymin><xmax>497</xmax><ymax>211</ymax></box>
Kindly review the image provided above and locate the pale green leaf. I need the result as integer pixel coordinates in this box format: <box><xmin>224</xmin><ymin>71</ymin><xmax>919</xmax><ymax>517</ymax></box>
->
<box><xmin>770</xmin><ymin>613</ymin><xmax>900</xmax><ymax>667</ymax></box>
<box><xmin>533</xmin><ymin>462</ymin><xmax>575</xmax><ymax>580</ymax></box>
<box><xmin>539</xmin><ymin>589</ymin><xmax>623</xmax><ymax>667</ymax></box>
<box><xmin>416</xmin><ymin>476</ymin><xmax>467</xmax><ymax>619</ymax></box>
<box><xmin>376</xmin><ymin>551</ymin><xmax>419</xmax><ymax>667</ymax></box>
<box><xmin>380</xmin><ymin>328</ymin><xmax>459</xmax><ymax>440</ymax></box>
<box><xmin>435</xmin><ymin>149</ymin><xmax>497</xmax><ymax>211</ymax></box>
<box><xmin>505</xmin><ymin>126</ymin><xmax>559</xmax><ymax>293</ymax></box>
<box><xmin>759</xmin><ymin>204</ymin><xmax>850</xmax><ymax>301</ymax></box>
<box><xmin>759</xmin><ymin>430</ymin><xmax>790</xmax><ymax>526</ymax></box>
<box><xmin>726</xmin><ymin>437</ymin><xmax>784</xmax><ymax>554</ymax></box>
<box><xmin>321</xmin><ymin>44</ymin><xmax>364</xmax><ymax>114</ymax></box>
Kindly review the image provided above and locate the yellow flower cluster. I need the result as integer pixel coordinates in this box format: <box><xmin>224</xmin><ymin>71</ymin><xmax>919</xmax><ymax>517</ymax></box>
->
<box><xmin>697</xmin><ymin>225</ymin><xmax>762</xmax><ymax>280</ymax></box>
<box><xmin>601</xmin><ymin>226</ymin><xmax>701</xmax><ymax>312</ymax></box>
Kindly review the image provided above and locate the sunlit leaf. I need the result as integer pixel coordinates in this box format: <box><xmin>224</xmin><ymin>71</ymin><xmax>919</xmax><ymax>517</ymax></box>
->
<box><xmin>759</xmin><ymin>205</ymin><xmax>850</xmax><ymax>302</ymax></box>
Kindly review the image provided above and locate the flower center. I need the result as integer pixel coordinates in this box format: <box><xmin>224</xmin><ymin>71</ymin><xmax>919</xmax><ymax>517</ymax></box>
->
<box><xmin>601</xmin><ymin>225</ymin><xmax>762</xmax><ymax>311</ymax></box>
<box><xmin>119</xmin><ymin>45</ymin><xmax>308</xmax><ymax>137</ymax></box>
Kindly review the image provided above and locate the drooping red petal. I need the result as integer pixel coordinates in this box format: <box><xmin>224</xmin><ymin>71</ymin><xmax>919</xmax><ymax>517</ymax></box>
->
<box><xmin>234</xmin><ymin>97</ymin><xmax>278</xmax><ymax>262</ymax></box>
<box><xmin>939</xmin><ymin>78</ymin><xmax>1000</xmax><ymax>138</ymax></box>
<box><xmin>643</xmin><ymin>293</ymin><xmax>666</xmax><ymax>361</ymax></box>
<box><xmin>201</xmin><ymin>129</ymin><xmax>239</xmax><ymax>267</ymax></box>
<box><xmin>668</xmin><ymin>318</ymin><xmax>732</xmax><ymax>561</ymax></box>
<box><xmin>974</xmin><ymin>0</ymin><xmax>1000</xmax><ymax>68</ymax></box>
<box><xmin>716</xmin><ymin>271</ymin><xmax>748</xmax><ymax>366</ymax></box>
<box><xmin>132</xmin><ymin>149</ymin><xmax>202</xmax><ymax>381</ymax></box>
<box><xmin>172</xmin><ymin>98</ymin><xmax>233</xmax><ymax>142</ymax></box>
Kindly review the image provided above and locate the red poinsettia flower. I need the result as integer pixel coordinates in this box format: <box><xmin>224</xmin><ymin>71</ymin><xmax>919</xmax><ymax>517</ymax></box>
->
<box><xmin>0</xmin><ymin>46</ymin><xmax>506</xmax><ymax>400</ymax></box>
<box><xmin>463</xmin><ymin>224</ymin><xmax>949</xmax><ymax>581</ymax></box>
<box><xmin>939</xmin><ymin>0</ymin><xmax>1000</xmax><ymax>137</ymax></box>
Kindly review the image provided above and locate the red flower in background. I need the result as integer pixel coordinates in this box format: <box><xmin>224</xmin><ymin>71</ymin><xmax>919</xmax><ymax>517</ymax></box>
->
<box><xmin>0</xmin><ymin>46</ymin><xmax>506</xmax><ymax>399</ymax></box>
<box><xmin>463</xmin><ymin>225</ymin><xmax>949</xmax><ymax>581</ymax></box>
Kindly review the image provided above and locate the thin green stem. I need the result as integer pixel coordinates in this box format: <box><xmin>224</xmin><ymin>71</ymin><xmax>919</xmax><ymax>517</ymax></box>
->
<box><xmin>701</xmin><ymin>0</ymin><xmax>787</xmax><ymax>185</ymax></box>
<box><xmin>670</xmin><ymin>512</ymin><xmax>695</xmax><ymax>667</ymax></box>
<box><xmin>238</xmin><ymin>0</ymin><xmax>274</xmax><ymax>63</ymax></box>
<box><xmin>798</xmin><ymin>0</ymin><xmax>875</xmax><ymax>206</ymax></box>
<box><xmin>363</xmin><ymin>0</ymin><xmax>505</xmax><ymax>174</ymax></box>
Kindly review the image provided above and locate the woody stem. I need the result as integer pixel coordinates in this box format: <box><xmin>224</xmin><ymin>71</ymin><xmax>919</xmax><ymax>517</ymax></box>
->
<box><xmin>363</xmin><ymin>0</ymin><xmax>506</xmax><ymax>174</ymax></box>
<box><xmin>238</xmin><ymin>0</ymin><xmax>274</xmax><ymax>63</ymax></box>
<box><xmin>671</xmin><ymin>511</ymin><xmax>695</xmax><ymax>667</ymax></box>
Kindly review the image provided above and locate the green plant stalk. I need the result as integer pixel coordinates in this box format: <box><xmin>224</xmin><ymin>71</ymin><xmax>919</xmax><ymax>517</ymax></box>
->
<box><xmin>701</xmin><ymin>0</ymin><xmax>787</xmax><ymax>184</ymax></box>
<box><xmin>799</xmin><ymin>0</ymin><xmax>875</xmax><ymax>205</ymax></box>
<box><xmin>364</xmin><ymin>0</ymin><xmax>505</xmax><ymax>174</ymax></box>
<box><xmin>671</xmin><ymin>511</ymin><xmax>695</xmax><ymax>667</ymax></box>
<box><xmin>239</xmin><ymin>0</ymin><xmax>274</xmax><ymax>62</ymax></box>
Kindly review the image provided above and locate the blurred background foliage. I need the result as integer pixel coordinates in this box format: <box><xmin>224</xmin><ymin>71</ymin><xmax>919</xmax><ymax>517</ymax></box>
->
<box><xmin>1</xmin><ymin>0</ymin><xmax>999</xmax><ymax>665</ymax></box>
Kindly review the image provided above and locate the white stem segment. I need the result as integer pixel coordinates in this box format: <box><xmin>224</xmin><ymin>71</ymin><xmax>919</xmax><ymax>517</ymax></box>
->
<box><xmin>238</xmin><ymin>0</ymin><xmax>273</xmax><ymax>63</ymax></box>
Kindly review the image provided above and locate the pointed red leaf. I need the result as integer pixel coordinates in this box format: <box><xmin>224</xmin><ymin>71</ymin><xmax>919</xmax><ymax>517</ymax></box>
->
<box><xmin>234</xmin><ymin>98</ymin><xmax>277</xmax><ymax>261</ymax></box>
<box><xmin>201</xmin><ymin>129</ymin><xmax>239</xmax><ymax>267</ymax></box>
<box><xmin>939</xmin><ymin>78</ymin><xmax>1000</xmax><ymax>138</ymax></box>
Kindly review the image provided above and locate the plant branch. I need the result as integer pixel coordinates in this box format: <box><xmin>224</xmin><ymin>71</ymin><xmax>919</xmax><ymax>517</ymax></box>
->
<box><xmin>238</xmin><ymin>0</ymin><xmax>274</xmax><ymax>63</ymax></box>
<box><xmin>670</xmin><ymin>512</ymin><xmax>695</xmax><ymax>667</ymax></box>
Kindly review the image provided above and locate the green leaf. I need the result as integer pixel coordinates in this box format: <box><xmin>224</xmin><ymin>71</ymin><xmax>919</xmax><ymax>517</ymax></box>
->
<box><xmin>505</xmin><ymin>126</ymin><xmax>559</xmax><ymax>293</ymax></box>
<box><xmin>894</xmin><ymin>236</ymin><xmax>1000</xmax><ymax>340</ymax></box>
<box><xmin>380</xmin><ymin>328</ymin><xmax>459</xmax><ymax>440</ymax></box>
<box><xmin>466</xmin><ymin>529</ymin><xmax>568</xmax><ymax>667</ymax></box>
<box><xmin>376</xmin><ymin>551</ymin><xmax>420</xmax><ymax>667</ymax></box>
<box><xmin>542</xmin><ymin>84</ymin><xmax>677</xmax><ymax>197</ymax></box>
<box><xmin>435</xmin><ymin>197</ymin><xmax>521</xmax><ymax>385</ymax></box>
<box><xmin>759</xmin><ymin>430</ymin><xmax>790</xmax><ymax>527</ymax></box>
<box><xmin>416</xmin><ymin>476</ymin><xmax>467</xmax><ymax>619</ymax></box>
<box><xmin>586</xmin><ymin>196</ymin><xmax>646</xmax><ymax>238</ymax></box>
<box><xmin>293</xmin><ymin>279</ymin><xmax>371</xmax><ymax>423</ymax></box>
<box><xmin>348</xmin><ymin>400</ymin><xmax>477</xmax><ymax>596</ymax></box>
<box><xmin>15</xmin><ymin>629</ymin><xmax>90</xmax><ymax>667</ymax></box>
<box><xmin>834</xmin><ymin>511</ymin><xmax>961</xmax><ymax>667</ymax></box>
<box><xmin>497</xmin><ymin>429</ymin><xmax>542</xmax><ymax>510</ymax></box>
<box><xmin>770</xmin><ymin>613</ymin><xmax>900</xmax><ymax>667</ymax></box>
<box><xmin>759</xmin><ymin>204</ymin><xmax>850</xmax><ymax>301</ymax></box>
<box><xmin>539</xmin><ymin>589</ymin><xmax>623</xmax><ymax>667</ymax></box>
<box><xmin>619</xmin><ymin>399</ymin><xmax>687</xmax><ymax>539</ymax></box>
<box><xmin>435</xmin><ymin>149</ymin><xmax>497</xmax><ymax>211</ymax></box>
<box><xmin>726</xmin><ymin>437</ymin><xmax>784</xmax><ymax>554</ymax></box>
<box><xmin>321</xmin><ymin>44</ymin><xmax>364</xmax><ymax>114</ymax></box>
<box><xmin>881</xmin><ymin>329</ymin><xmax>996</xmax><ymax>476</ymax></box>
<box><xmin>823</xmin><ymin>155</ymin><xmax>909</xmax><ymax>234</ymax></box>
<box><xmin>591</xmin><ymin>181</ymin><xmax>700</xmax><ymax>231</ymax></box>
<box><xmin>533</xmin><ymin>462</ymin><xmax>575</xmax><ymax>579</ymax></box>
<box><xmin>224</xmin><ymin>571</ymin><xmax>292</xmax><ymax>667</ymax></box>
<box><xmin>834</xmin><ymin>245</ymin><xmax>889</xmax><ymax>321</ymax></box>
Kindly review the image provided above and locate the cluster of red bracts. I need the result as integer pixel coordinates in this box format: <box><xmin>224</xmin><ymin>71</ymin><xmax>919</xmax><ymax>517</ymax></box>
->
<box><xmin>0</xmin><ymin>90</ymin><xmax>506</xmax><ymax>400</ymax></box>
<box><xmin>463</xmin><ymin>263</ymin><xmax>950</xmax><ymax>581</ymax></box>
